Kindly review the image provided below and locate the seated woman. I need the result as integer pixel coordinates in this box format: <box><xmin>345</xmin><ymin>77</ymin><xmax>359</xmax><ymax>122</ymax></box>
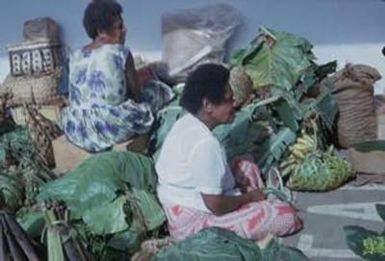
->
<box><xmin>155</xmin><ymin>63</ymin><xmax>302</xmax><ymax>241</ymax></box>
<box><xmin>61</xmin><ymin>0</ymin><xmax>173</xmax><ymax>152</ymax></box>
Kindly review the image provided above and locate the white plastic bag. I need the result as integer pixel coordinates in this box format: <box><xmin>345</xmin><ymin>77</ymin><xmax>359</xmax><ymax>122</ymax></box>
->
<box><xmin>162</xmin><ymin>3</ymin><xmax>242</xmax><ymax>78</ymax></box>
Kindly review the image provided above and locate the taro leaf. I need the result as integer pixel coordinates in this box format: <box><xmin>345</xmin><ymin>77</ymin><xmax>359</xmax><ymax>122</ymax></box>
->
<box><xmin>154</xmin><ymin>227</ymin><xmax>261</xmax><ymax>261</ymax></box>
<box><xmin>107</xmin><ymin>226</ymin><xmax>144</xmax><ymax>253</ymax></box>
<box><xmin>314</xmin><ymin>86</ymin><xmax>337</xmax><ymax>130</ymax></box>
<box><xmin>37</xmin><ymin>151</ymin><xmax>157</xmax><ymax>219</ymax></box>
<box><xmin>344</xmin><ymin>225</ymin><xmax>379</xmax><ymax>259</ymax></box>
<box><xmin>300</xmin><ymin>86</ymin><xmax>337</xmax><ymax>131</ymax></box>
<box><xmin>37</xmin><ymin>153</ymin><xmax>124</xmax><ymax>217</ymax></box>
<box><xmin>295</xmin><ymin>68</ymin><xmax>317</xmax><ymax>98</ymax></box>
<box><xmin>375</xmin><ymin>204</ymin><xmax>385</xmax><ymax>222</ymax></box>
<box><xmin>230</xmin><ymin>27</ymin><xmax>315</xmax><ymax>91</ymax></box>
<box><xmin>353</xmin><ymin>140</ymin><xmax>385</xmax><ymax>153</ymax></box>
<box><xmin>130</xmin><ymin>188</ymin><xmax>165</xmax><ymax>231</ymax></box>
<box><xmin>117</xmin><ymin>151</ymin><xmax>158</xmax><ymax>192</ymax></box>
<box><xmin>214</xmin><ymin>103</ymin><xmax>266</xmax><ymax>159</ymax></box>
<box><xmin>17</xmin><ymin>211</ymin><xmax>45</xmax><ymax>238</ymax></box>
<box><xmin>104</xmin><ymin>189</ymin><xmax>165</xmax><ymax>251</ymax></box>
<box><xmin>274</xmin><ymin>98</ymin><xmax>299</xmax><ymax>131</ymax></box>
<box><xmin>314</xmin><ymin>60</ymin><xmax>338</xmax><ymax>79</ymax></box>
<box><xmin>261</xmin><ymin>238</ymin><xmax>309</xmax><ymax>261</ymax></box>
<box><xmin>256</xmin><ymin>127</ymin><xmax>296</xmax><ymax>174</ymax></box>
<box><xmin>150</xmin><ymin>101</ymin><xmax>184</xmax><ymax>160</ymax></box>
<box><xmin>82</xmin><ymin>195</ymin><xmax>129</xmax><ymax>235</ymax></box>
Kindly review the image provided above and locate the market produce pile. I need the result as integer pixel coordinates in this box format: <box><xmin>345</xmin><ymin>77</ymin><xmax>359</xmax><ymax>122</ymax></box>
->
<box><xmin>0</xmin><ymin>27</ymin><xmax>358</xmax><ymax>260</ymax></box>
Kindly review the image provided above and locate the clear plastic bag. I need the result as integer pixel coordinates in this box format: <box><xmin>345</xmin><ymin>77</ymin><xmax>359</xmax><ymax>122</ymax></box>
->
<box><xmin>161</xmin><ymin>3</ymin><xmax>242</xmax><ymax>78</ymax></box>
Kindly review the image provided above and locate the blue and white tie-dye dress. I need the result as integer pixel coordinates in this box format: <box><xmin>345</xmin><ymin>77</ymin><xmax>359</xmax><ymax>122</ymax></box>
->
<box><xmin>60</xmin><ymin>44</ymin><xmax>173</xmax><ymax>152</ymax></box>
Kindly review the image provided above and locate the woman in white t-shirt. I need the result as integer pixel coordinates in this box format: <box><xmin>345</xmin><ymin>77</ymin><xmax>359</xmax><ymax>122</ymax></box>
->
<box><xmin>156</xmin><ymin>63</ymin><xmax>302</xmax><ymax>241</ymax></box>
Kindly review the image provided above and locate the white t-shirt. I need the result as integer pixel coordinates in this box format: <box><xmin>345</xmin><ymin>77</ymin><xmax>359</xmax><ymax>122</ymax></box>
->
<box><xmin>156</xmin><ymin>113</ymin><xmax>239</xmax><ymax>212</ymax></box>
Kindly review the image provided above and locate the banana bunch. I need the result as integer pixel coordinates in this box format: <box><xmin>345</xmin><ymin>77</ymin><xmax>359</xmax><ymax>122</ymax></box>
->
<box><xmin>287</xmin><ymin>145</ymin><xmax>353</xmax><ymax>191</ymax></box>
<box><xmin>279</xmin><ymin>132</ymin><xmax>317</xmax><ymax>178</ymax></box>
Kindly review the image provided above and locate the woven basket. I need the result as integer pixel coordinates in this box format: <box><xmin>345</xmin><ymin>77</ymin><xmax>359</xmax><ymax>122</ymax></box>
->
<box><xmin>24</xmin><ymin>105</ymin><xmax>63</xmax><ymax>167</ymax></box>
<box><xmin>331</xmin><ymin>64</ymin><xmax>381</xmax><ymax>148</ymax></box>
<box><xmin>1</xmin><ymin>67</ymin><xmax>63</xmax><ymax>106</ymax></box>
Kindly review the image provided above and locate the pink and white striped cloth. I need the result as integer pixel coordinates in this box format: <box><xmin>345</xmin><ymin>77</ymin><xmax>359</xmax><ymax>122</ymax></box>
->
<box><xmin>161</xmin><ymin>160</ymin><xmax>302</xmax><ymax>241</ymax></box>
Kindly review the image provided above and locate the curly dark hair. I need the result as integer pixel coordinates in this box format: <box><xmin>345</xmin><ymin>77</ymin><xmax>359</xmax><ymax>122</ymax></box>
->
<box><xmin>83</xmin><ymin>0</ymin><xmax>123</xmax><ymax>40</ymax></box>
<box><xmin>180</xmin><ymin>63</ymin><xmax>230</xmax><ymax>114</ymax></box>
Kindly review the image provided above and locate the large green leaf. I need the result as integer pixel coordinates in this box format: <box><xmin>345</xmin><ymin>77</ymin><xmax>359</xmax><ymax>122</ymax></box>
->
<box><xmin>107</xmin><ymin>224</ymin><xmax>144</xmax><ymax>253</ymax></box>
<box><xmin>353</xmin><ymin>141</ymin><xmax>385</xmax><ymax>153</ymax></box>
<box><xmin>154</xmin><ymin>227</ymin><xmax>261</xmax><ymax>261</ymax></box>
<box><xmin>344</xmin><ymin>225</ymin><xmax>382</xmax><ymax>260</ymax></box>
<box><xmin>37</xmin><ymin>151</ymin><xmax>164</xmax><ymax>241</ymax></box>
<box><xmin>150</xmin><ymin>100</ymin><xmax>184</xmax><ymax>160</ymax></box>
<box><xmin>300</xmin><ymin>85</ymin><xmax>337</xmax><ymax>130</ymax></box>
<box><xmin>230</xmin><ymin>27</ymin><xmax>315</xmax><ymax>91</ymax></box>
<box><xmin>117</xmin><ymin>151</ymin><xmax>158</xmax><ymax>192</ymax></box>
<box><xmin>256</xmin><ymin>127</ymin><xmax>296</xmax><ymax>173</ymax></box>
<box><xmin>17</xmin><ymin>210</ymin><xmax>45</xmax><ymax>238</ymax></box>
<box><xmin>274</xmin><ymin>98</ymin><xmax>299</xmax><ymax>131</ymax></box>
<box><xmin>37</xmin><ymin>153</ymin><xmax>124</xmax><ymax>217</ymax></box>
<box><xmin>375</xmin><ymin>204</ymin><xmax>385</xmax><ymax>222</ymax></box>
<box><xmin>130</xmin><ymin>188</ymin><xmax>165</xmax><ymax>231</ymax></box>
<box><xmin>214</xmin><ymin>103</ymin><xmax>271</xmax><ymax>159</ymax></box>
<box><xmin>261</xmin><ymin>238</ymin><xmax>309</xmax><ymax>261</ymax></box>
<box><xmin>82</xmin><ymin>195</ymin><xmax>129</xmax><ymax>235</ymax></box>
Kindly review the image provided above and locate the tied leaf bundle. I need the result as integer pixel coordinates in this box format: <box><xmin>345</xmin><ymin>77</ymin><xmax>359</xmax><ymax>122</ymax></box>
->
<box><xmin>0</xmin><ymin>210</ymin><xmax>41</xmax><ymax>260</ymax></box>
<box><xmin>43</xmin><ymin>202</ymin><xmax>90</xmax><ymax>261</ymax></box>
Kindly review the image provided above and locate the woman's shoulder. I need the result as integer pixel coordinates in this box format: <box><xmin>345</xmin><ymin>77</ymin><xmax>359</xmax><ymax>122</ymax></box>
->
<box><xmin>72</xmin><ymin>44</ymin><xmax>130</xmax><ymax>59</ymax></box>
<box><xmin>94</xmin><ymin>44</ymin><xmax>130</xmax><ymax>56</ymax></box>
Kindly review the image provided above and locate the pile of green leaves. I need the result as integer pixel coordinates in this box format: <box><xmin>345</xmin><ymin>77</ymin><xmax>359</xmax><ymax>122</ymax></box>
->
<box><xmin>0</xmin><ymin>125</ymin><xmax>55</xmax><ymax>212</ymax></box>
<box><xmin>37</xmin><ymin>151</ymin><xmax>166</xmax><ymax>258</ymax></box>
<box><xmin>228</xmin><ymin>26</ymin><xmax>338</xmax><ymax>174</ymax></box>
<box><xmin>154</xmin><ymin>227</ymin><xmax>309</xmax><ymax>261</ymax></box>
<box><xmin>230</xmin><ymin>26</ymin><xmax>316</xmax><ymax>92</ymax></box>
<box><xmin>344</xmin><ymin>204</ymin><xmax>385</xmax><ymax>260</ymax></box>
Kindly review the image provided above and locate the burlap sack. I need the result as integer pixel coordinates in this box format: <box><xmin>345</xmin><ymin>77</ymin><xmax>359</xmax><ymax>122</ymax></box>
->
<box><xmin>23</xmin><ymin>17</ymin><xmax>59</xmax><ymax>42</ymax></box>
<box><xmin>331</xmin><ymin>64</ymin><xmax>381</xmax><ymax>148</ymax></box>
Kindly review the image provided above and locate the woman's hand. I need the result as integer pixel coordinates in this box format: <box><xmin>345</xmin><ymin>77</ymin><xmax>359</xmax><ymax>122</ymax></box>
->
<box><xmin>246</xmin><ymin>189</ymin><xmax>266</xmax><ymax>202</ymax></box>
<box><xmin>231</xmin><ymin>155</ymin><xmax>264</xmax><ymax>193</ymax></box>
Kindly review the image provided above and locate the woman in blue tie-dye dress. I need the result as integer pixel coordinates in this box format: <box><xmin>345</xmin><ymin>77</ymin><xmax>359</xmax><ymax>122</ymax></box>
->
<box><xmin>61</xmin><ymin>0</ymin><xmax>173</xmax><ymax>152</ymax></box>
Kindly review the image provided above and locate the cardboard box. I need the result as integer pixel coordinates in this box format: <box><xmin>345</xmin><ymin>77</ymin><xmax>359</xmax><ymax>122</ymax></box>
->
<box><xmin>52</xmin><ymin>134</ymin><xmax>149</xmax><ymax>175</ymax></box>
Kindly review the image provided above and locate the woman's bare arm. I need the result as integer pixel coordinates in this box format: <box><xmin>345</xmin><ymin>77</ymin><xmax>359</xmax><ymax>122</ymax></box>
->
<box><xmin>201</xmin><ymin>189</ymin><xmax>265</xmax><ymax>216</ymax></box>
